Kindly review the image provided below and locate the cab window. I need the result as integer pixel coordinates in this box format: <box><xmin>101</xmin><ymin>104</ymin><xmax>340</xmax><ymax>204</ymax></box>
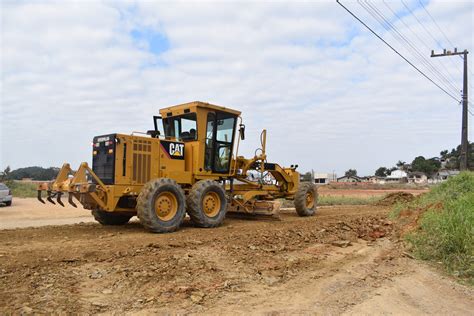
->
<box><xmin>163</xmin><ymin>113</ymin><xmax>197</xmax><ymax>141</ymax></box>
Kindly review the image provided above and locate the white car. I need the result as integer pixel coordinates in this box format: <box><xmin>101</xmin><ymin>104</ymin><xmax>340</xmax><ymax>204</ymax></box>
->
<box><xmin>0</xmin><ymin>183</ymin><xmax>12</xmax><ymax>206</ymax></box>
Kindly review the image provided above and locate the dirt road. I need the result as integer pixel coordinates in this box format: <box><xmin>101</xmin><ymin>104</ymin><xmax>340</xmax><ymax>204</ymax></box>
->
<box><xmin>0</xmin><ymin>198</ymin><xmax>94</xmax><ymax>229</ymax></box>
<box><xmin>0</xmin><ymin>203</ymin><xmax>472</xmax><ymax>314</ymax></box>
<box><xmin>0</xmin><ymin>187</ymin><xmax>428</xmax><ymax>230</ymax></box>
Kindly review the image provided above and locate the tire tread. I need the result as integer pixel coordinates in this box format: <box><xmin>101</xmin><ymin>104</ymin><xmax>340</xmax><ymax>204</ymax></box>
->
<box><xmin>294</xmin><ymin>182</ymin><xmax>318</xmax><ymax>217</ymax></box>
<box><xmin>187</xmin><ymin>180</ymin><xmax>227</xmax><ymax>228</ymax></box>
<box><xmin>136</xmin><ymin>178</ymin><xmax>186</xmax><ymax>233</ymax></box>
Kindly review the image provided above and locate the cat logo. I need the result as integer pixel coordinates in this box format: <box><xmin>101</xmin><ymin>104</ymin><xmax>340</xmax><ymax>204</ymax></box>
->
<box><xmin>169</xmin><ymin>143</ymin><xmax>184</xmax><ymax>157</ymax></box>
<box><xmin>160</xmin><ymin>140</ymin><xmax>185</xmax><ymax>160</ymax></box>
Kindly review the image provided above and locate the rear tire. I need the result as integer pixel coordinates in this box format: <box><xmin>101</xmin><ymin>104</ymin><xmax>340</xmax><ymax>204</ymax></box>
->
<box><xmin>137</xmin><ymin>178</ymin><xmax>186</xmax><ymax>233</ymax></box>
<box><xmin>187</xmin><ymin>180</ymin><xmax>227</xmax><ymax>228</ymax></box>
<box><xmin>294</xmin><ymin>182</ymin><xmax>318</xmax><ymax>216</ymax></box>
<box><xmin>91</xmin><ymin>209</ymin><xmax>132</xmax><ymax>225</ymax></box>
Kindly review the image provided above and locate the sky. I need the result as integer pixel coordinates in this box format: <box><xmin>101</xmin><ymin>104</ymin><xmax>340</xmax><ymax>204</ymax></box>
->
<box><xmin>1</xmin><ymin>0</ymin><xmax>473</xmax><ymax>177</ymax></box>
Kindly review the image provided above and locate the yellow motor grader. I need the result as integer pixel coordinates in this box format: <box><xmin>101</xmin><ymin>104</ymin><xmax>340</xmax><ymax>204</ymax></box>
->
<box><xmin>38</xmin><ymin>101</ymin><xmax>317</xmax><ymax>233</ymax></box>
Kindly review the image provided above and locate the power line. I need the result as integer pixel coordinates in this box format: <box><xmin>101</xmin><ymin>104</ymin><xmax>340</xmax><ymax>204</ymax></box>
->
<box><xmin>336</xmin><ymin>0</ymin><xmax>460</xmax><ymax>102</ymax></box>
<box><xmin>467</xmin><ymin>101</ymin><xmax>474</xmax><ymax>116</ymax></box>
<box><xmin>418</xmin><ymin>0</ymin><xmax>457</xmax><ymax>51</ymax></box>
<box><xmin>361</xmin><ymin>0</ymin><xmax>459</xmax><ymax>96</ymax></box>
<box><xmin>382</xmin><ymin>0</ymin><xmax>460</xmax><ymax>86</ymax></box>
<box><xmin>401</xmin><ymin>0</ymin><xmax>463</xmax><ymax>77</ymax></box>
<box><xmin>416</xmin><ymin>0</ymin><xmax>473</xmax><ymax>89</ymax></box>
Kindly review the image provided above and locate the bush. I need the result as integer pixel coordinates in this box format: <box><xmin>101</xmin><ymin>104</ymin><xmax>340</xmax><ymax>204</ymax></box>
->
<box><xmin>4</xmin><ymin>180</ymin><xmax>38</xmax><ymax>198</ymax></box>
<box><xmin>396</xmin><ymin>172</ymin><xmax>474</xmax><ymax>284</ymax></box>
<box><xmin>7</xmin><ymin>166</ymin><xmax>59</xmax><ymax>181</ymax></box>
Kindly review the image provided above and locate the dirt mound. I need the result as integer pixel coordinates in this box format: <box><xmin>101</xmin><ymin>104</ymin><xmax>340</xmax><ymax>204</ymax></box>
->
<box><xmin>394</xmin><ymin>202</ymin><xmax>443</xmax><ymax>237</ymax></box>
<box><xmin>376</xmin><ymin>192</ymin><xmax>415</xmax><ymax>206</ymax></box>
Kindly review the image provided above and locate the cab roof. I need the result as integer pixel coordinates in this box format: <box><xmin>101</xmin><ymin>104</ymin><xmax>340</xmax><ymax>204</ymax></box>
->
<box><xmin>159</xmin><ymin>101</ymin><xmax>241</xmax><ymax>117</ymax></box>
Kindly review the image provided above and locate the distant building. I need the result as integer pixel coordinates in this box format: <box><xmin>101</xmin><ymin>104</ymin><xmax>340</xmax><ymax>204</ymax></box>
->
<box><xmin>407</xmin><ymin>172</ymin><xmax>428</xmax><ymax>184</ymax></box>
<box><xmin>367</xmin><ymin>176</ymin><xmax>385</xmax><ymax>184</ymax></box>
<box><xmin>386</xmin><ymin>170</ymin><xmax>408</xmax><ymax>183</ymax></box>
<box><xmin>313</xmin><ymin>173</ymin><xmax>337</xmax><ymax>185</ymax></box>
<box><xmin>337</xmin><ymin>175</ymin><xmax>362</xmax><ymax>183</ymax></box>
<box><xmin>435</xmin><ymin>169</ymin><xmax>460</xmax><ymax>182</ymax></box>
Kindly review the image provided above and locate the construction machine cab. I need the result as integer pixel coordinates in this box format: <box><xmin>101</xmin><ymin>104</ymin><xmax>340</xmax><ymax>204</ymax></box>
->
<box><xmin>158</xmin><ymin>101</ymin><xmax>241</xmax><ymax>175</ymax></box>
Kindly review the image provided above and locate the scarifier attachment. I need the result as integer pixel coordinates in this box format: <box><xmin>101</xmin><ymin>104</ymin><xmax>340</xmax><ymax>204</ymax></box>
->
<box><xmin>37</xmin><ymin>182</ymin><xmax>49</xmax><ymax>204</ymax></box>
<box><xmin>68</xmin><ymin>194</ymin><xmax>77</xmax><ymax>208</ymax></box>
<box><xmin>56</xmin><ymin>192</ymin><xmax>64</xmax><ymax>207</ymax></box>
<box><xmin>37</xmin><ymin>162</ymin><xmax>108</xmax><ymax>209</ymax></box>
<box><xmin>46</xmin><ymin>191</ymin><xmax>56</xmax><ymax>205</ymax></box>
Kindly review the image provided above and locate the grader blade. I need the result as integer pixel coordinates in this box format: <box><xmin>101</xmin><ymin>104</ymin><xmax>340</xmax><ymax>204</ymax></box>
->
<box><xmin>227</xmin><ymin>200</ymin><xmax>282</xmax><ymax>220</ymax></box>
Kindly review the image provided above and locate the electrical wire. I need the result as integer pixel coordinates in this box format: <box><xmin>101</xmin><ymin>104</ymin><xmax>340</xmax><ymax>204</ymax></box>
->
<box><xmin>336</xmin><ymin>0</ymin><xmax>460</xmax><ymax>103</ymax></box>
<box><xmin>401</xmin><ymin>0</ymin><xmax>463</xmax><ymax>78</ymax></box>
<box><xmin>418</xmin><ymin>0</ymin><xmax>457</xmax><ymax>55</ymax></box>
<box><xmin>361</xmin><ymin>0</ymin><xmax>459</xmax><ymax>96</ymax></box>
<box><xmin>382</xmin><ymin>0</ymin><xmax>460</xmax><ymax>86</ymax></box>
<box><xmin>416</xmin><ymin>0</ymin><xmax>473</xmax><ymax>90</ymax></box>
<box><xmin>467</xmin><ymin>101</ymin><xmax>474</xmax><ymax>116</ymax></box>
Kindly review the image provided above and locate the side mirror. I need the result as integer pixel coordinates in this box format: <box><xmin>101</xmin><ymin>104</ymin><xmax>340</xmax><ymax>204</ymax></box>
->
<box><xmin>239</xmin><ymin>124</ymin><xmax>245</xmax><ymax>140</ymax></box>
<box><xmin>147</xmin><ymin>130</ymin><xmax>160</xmax><ymax>138</ymax></box>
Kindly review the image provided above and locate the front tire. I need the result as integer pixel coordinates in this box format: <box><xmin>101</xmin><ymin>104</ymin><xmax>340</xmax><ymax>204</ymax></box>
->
<box><xmin>294</xmin><ymin>182</ymin><xmax>318</xmax><ymax>216</ymax></box>
<box><xmin>187</xmin><ymin>180</ymin><xmax>227</xmax><ymax>228</ymax></box>
<box><xmin>136</xmin><ymin>178</ymin><xmax>186</xmax><ymax>233</ymax></box>
<box><xmin>91</xmin><ymin>209</ymin><xmax>132</xmax><ymax>225</ymax></box>
<box><xmin>5</xmin><ymin>201</ymin><xmax>12</xmax><ymax>207</ymax></box>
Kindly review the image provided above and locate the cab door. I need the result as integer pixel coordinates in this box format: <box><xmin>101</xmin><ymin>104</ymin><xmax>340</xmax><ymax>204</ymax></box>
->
<box><xmin>204</xmin><ymin>111</ymin><xmax>237</xmax><ymax>173</ymax></box>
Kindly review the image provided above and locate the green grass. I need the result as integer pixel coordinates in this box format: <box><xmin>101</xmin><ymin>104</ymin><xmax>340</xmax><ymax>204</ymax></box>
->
<box><xmin>318</xmin><ymin>195</ymin><xmax>381</xmax><ymax>206</ymax></box>
<box><xmin>3</xmin><ymin>180</ymin><xmax>38</xmax><ymax>198</ymax></box>
<box><xmin>393</xmin><ymin>172</ymin><xmax>474</xmax><ymax>284</ymax></box>
<box><xmin>281</xmin><ymin>195</ymin><xmax>381</xmax><ymax>207</ymax></box>
<box><xmin>389</xmin><ymin>202</ymin><xmax>408</xmax><ymax>220</ymax></box>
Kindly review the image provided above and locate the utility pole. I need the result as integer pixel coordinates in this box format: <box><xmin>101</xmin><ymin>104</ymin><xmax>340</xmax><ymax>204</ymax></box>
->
<box><xmin>431</xmin><ymin>48</ymin><xmax>469</xmax><ymax>171</ymax></box>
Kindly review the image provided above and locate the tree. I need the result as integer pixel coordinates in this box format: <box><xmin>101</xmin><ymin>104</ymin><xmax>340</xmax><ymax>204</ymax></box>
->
<box><xmin>375</xmin><ymin>167</ymin><xmax>388</xmax><ymax>177</ymax></box>
<box><xmin>7</xmin><ymin>166</ymin><xmax>59</xmax><ymax>181</ymax></box>
<box><xmin>411</xmin><ymin>156</ymin><xmax>441</xmax><ymax>175</ymax></box>
<box><xmin>440</xmin><ymin>150</ymin><xmax>449</xmax><ymax>160</ymax></box>
<box><xmin>2</xmin><ymin>166</ymin><xmax>11</xmax><ymax>179</ymax></box>
<box><xmin>344</xmin><ymin>169</ymin><xmax>357</xmax><ymax>177</ymax></box>
<box><xmin>396</xmin><ymin>160</ymin><xmax>409</xmax><ymax>171</ymax></box>
<box><xmin>441</xmin><ymin>142</ymin><xmax>474</xmax><ymax>170</ymax></box>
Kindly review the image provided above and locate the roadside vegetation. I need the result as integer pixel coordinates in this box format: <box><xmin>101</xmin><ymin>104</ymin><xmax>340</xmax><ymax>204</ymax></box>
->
<box><xmin>327</xmin><ymin>183</ymin><xmax>428</xmax><ymax>190</ymax></box>
<box><xmin>3</xmin><ymin>180</ymin><xmax>38</xmax><ymax>198</ymax></box>
<box><xmin>391</xmin><ymin>172</ymin><xmax>474</xmax><ymax>284</ymax></box>
<box><xmin>281</xmin><ymin>194</ymin><xmax>382</xmax><ymax>208</ymax></box>
<box><xmin>1</xmin><ymin>166</ymin><xmax>59</xmax><ymax>181</ymax></box>
<box><xmin>318</xmin><ymin>195</ymin><xmax>381</xmax><ymax>206</ymax></box>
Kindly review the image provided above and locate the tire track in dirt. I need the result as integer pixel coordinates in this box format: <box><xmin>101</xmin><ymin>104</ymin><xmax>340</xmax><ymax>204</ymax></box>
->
<box><xmin>0</xmin><ymin>205</ymin><xmax>472</xmax><ymax>314</ymax></box>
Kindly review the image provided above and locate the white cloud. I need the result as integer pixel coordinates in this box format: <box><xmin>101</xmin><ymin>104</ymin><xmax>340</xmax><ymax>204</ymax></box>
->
<box><xmin>0</xmin><ymin>0</ymin><xmax>472</xmax><ymax>176</ymax></box>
